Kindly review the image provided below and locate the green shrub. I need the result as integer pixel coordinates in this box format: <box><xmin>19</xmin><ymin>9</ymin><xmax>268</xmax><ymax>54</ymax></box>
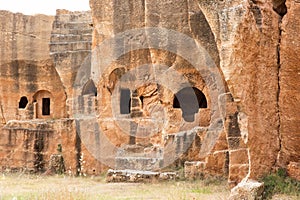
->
<box><xmin>261</xmin><ymin>168</ymin><xmax>300</xmax><ymax>199</ymax></box>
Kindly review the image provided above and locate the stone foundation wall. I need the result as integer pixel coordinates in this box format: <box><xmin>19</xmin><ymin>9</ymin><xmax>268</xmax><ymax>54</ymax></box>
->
<box><xmin>0</xmin><ymin>119</ymin><xmax>106</xmax><ymax>175</ymax></box>
<box><xmin>0</xmin><ymin>120</ymin><xmax>76</xmax><ymax>173</ymax></box>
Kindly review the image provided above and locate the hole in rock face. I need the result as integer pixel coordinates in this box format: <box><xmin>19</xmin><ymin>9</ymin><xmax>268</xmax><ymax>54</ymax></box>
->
<box><xmin>139</xmin><ymin>96</ymin><xmax>144</xmax><ymax>108</ymax></box>
<box><xmin>42</xmin><ymin>98</ymin><xmax>50</xmax><ymax>116</ymax></box>
<box><xmin>19</xmin><ymin>96</ymin><xmax>28</xmax><ymax>109</ymax></box>
<box><xmin>173</xmin><ymin>87</ymin><xmax>207</xmax><ymax>122</ymax></box>
<box><xmin>120</xmin><ymin>88</ymin><xmax>131</xmax><ymax>114</ymax></box>
<box><xmin>272</xmin><ymin>0</ymin><xmax>287</xmax><ymax>17</ymax></box>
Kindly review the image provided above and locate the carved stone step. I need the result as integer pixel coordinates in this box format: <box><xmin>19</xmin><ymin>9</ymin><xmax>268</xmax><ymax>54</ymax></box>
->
<box><xmin>106</xmin><ymin>169</ymin><xmax>177</xmax><ymax>182</ymax></box>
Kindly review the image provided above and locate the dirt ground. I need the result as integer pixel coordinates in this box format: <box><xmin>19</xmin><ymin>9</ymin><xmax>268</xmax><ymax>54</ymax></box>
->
<box><xmin>0</xmin><ymin>174</ymin><xmax>298</xmax><ymax>200</ymax></box>
<box><xmin>0</xmin><ymin>173</ymin><xmax>230</xmax><ymax>200</ymax></box>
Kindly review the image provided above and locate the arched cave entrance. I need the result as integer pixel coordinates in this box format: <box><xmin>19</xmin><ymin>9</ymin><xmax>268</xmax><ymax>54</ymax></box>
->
<box><xmin>82</xmin><ymin>79</ymin><xmax>97</xmax><ymax>96</ymax></box>
<box><xmin>173</xmin><ymin>87</ymin><xmax>207</xmax><ymax>122</ymax></box>
<box><xmin>79</xmin><ymin>79</ymin><xmax>98</xmax><ymax>115</ymax></box>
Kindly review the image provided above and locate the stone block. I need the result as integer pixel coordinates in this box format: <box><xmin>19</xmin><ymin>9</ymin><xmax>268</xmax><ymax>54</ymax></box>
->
<box><xmin>229</xmin><ymin>149</ymin><xmax>249</xmax><ymax>165</ymax></box>
<box><xmin>229</xmin><ymin>180</ymin><xmax>264</xmax><ymax>200</ymax></box>
<box><xmin>199</xmin><ymin>108</ymin><xmax>210</xmax><ymax>127</ymax></box>
<box><xmin>115</xmin><ymin>157</ymin><xmax>163</xmax><ymax>171</ymax></box>
<box><xmin>205</xmin><ymin>151</ymin><xmax>228</xmax><ymax>176</ymax></box>
<box><xmin>229</xmin><ymin>164</ymin><xmax>249</xmax><ymax>186</ymax></box>
<box><xmin>228</xmin><ymin>137</ymin><xmax>247</xmax><ymax>150</ymax></box>
<box><xmin>227</xmin><ymin>112</ymin><xmax>241</xmax><ymax>138</ymax></box>
<box><xmin>287</xmin><ymin>162</ymin><xmax>300</xmax><ymax>181</ymax></box>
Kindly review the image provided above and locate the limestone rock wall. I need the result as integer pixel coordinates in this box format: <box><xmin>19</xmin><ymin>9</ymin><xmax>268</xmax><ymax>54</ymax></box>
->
<box><xmin>0</xmin><ymin>11</ymin><xmax>66</xmax><ymax>122</ymax></box>
<box><xmin>197</xmin><ymin>0</ymin><xmax>300</xmax><ymax>181</ymax></box>
<box><xmin>201</xmin><ymin>0</ymin><xmax>281</xmax><ymax>181</ymax></box>
<box><xmin>0</xmin><ymin>60</ymin><xmax>67</xmax><ymax>122</ymax></box>
<box><xmin>0</xmin><ymin>11</ymin><xmax>54</xmax><ymax>63</ymax></box>
<box><xmin>0</xmin><ymin>0</ymin><xmax>298</xmax><ymax>186</ymax></box>
<box><xmin>0</xmin><ymin>120</ymin><xmax>75</xmax><ymax>172</ymax></box>
<box><xmin>89</xmin><ymin>0</ymin><xmax>219</xmax><ymax>147</ymax></box>
<box><xmin>0</xmin><ymin>9</ymin><xmax>101</xmax><ymax>175</ymax></box>
<box><xmin>89</xmin><ymin>0</ymin><xmax>228</xmax><ymax>181</ymax></box>
<box><xmin>208</xmin><ymin>0</ymin><xmax>299</xmax><ymax>180</ymax></box>
<box><xmin>278</xmin><ymin>0</ymin><xmax>300</xmax><ymax>167</ymax></box>
<box><xmin>50</xmin><ymin>9</ymin><xmax>93</xmax><ymax>117</ymax></box>
<box><xmin>0</xmin><ymin>119</ymin><xmax>106</xmax><ymax>175</ymax></box>
<box><xmin>89</xmin><ymin>0</ymin><xmax>300</xmax><ymax>184</ymax></box>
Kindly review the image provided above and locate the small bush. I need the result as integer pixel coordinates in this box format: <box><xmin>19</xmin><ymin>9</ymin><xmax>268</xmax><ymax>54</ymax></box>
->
<box><xmin>261</xmin><ymin>168</ymin><xmax>300</xmax><ymax>199</ymax></box>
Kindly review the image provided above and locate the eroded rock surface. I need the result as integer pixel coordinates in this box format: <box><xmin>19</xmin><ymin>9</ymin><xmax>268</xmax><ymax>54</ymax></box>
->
<box><xmin>0</xmin><ymin>11</ymin><xmax>54</xmax><ymax>63</ymax></box>
<box><xmin>278</xmin><ymin>0</ymin><xmax>300</xmax><ymax>168</ymax></box>
<box><xmin>0</xmin><ymin>0</ymin><xmax>299</xmax><ymax>187</ymax></box>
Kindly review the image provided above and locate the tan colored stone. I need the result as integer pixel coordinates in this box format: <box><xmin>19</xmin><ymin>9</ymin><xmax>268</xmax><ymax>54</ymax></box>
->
<box><xmin>205</xmin><ymin>151</ymin><xmax>228</xmax><ymax>176</ymax></box>
<box><xmin>229</xmin><ymin>149</ymin><xmax>249</xmax><ymax>165</ymax></box>
<box><xmin>229</xmin><ymin>164</ymin><xmax>250</xmax><ymax>187</ymax></box>
<box><xmin>0</xmin><ymin>0</ymin><xmax>298</xmax><ymax>188</ymax></box>
<box><xmin>287</xmin><ymin>162</ymin><xmax>300</xmax><ymax>181</ymax></box>
<box><xmin>0</xmin><ymin>11</ymin><xmax>54</xmax><ymax>64</ymax></box>
<box><xmin>229</xmin><ymin>179</ymin><xmax>264</xmax><ymax>200</ymax></box>
<box><xmin>278</xmin><ymin>0</ymin><xmax>300</xmax><ymax>168</ymax></box>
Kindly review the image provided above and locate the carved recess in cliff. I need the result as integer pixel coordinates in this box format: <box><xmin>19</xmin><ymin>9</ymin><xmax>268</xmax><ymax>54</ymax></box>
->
<box><xmin>272</xmin><ymin>0</ymin><xmax>287</xmax><ymax>16</ymax></box>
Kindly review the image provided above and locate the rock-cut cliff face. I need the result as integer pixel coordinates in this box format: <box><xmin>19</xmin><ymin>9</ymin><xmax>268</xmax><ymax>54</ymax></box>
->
<box><xmin>278</xmin><ymin>0</ymin><xmax>300</xmax><ymax>169</ymax></box>
<box><xmin>0</xmin><ymin>0</ymin><xmax>299</xmax><ymax>186</ymax></box>
<box><xmin>0</xmin><ymin>11</ymin><xmax>66</xmax><ymax>122</ymax></box>
<box><xmin>89</xmin><ymin>0</ymin><xmax>300</xmax><ymax>184</ymax></box>
<box><xmin>0</xmin><ymin>10</ymin><xmax>101</xmax><ymax>176</ymax></box>
<box><xmin>0</xmin><ymin>11</ymin><xmax>54</xmax><ymax>63</ymax></box>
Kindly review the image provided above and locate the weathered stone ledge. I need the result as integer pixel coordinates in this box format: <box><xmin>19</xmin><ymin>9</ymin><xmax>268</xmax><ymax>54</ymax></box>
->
<box><xmin>106</xmin><ymin>169</ymin><xmax>177</xmax><ymax>182</ymax></box>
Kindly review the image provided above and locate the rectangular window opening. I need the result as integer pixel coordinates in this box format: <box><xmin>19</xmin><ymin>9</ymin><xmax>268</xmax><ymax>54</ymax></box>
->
<box><xmin>42</xmin><ymin>98</ymin><xmax>50</xmax><ymax>116</ymax></box>
<box><xmin>120</xmin><ymin>89</ymin><xmax>131</xmax><ymax>114</ymax></box>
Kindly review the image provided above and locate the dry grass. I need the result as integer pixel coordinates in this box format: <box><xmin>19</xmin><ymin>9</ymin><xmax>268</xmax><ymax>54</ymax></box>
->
<box><xmin>0</xmin><ymin>173</ymin><xmax>230</xmax><ymax>200</ymax></box>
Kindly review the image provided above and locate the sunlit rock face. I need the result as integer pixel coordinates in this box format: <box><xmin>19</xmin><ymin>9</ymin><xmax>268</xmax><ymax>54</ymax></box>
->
<box><xmin>0</xmin><ymin>10</ymin><xmax>100</xmax><ymax>176</ymax></box>
<box><xmin>88</xmin><ymin>0</ymin><xmax>225</xmax><ymax>176</ymax></box>
<box><xmin>50</xmin><ymin>9</ymin><xmax>93</xmax><ymax>117</ymax></box>
<box><xmin>0</xmin><ymin>11</ymin><xmax>66</xmax><ymax>122</ymax></box>
<box><xmin>277</xmin><ymin>0</ymin><xmax>300</xmax><ymax>169</ymax></box>
<box><xmin>0</xmin><ymin>0</ymin><xmax>299</xmax><ymax>186</ymax></box>
<box><xmin>89</xmin><ymin>0</ymin><xmax>299</xmax><ymax>184</ymax></box>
